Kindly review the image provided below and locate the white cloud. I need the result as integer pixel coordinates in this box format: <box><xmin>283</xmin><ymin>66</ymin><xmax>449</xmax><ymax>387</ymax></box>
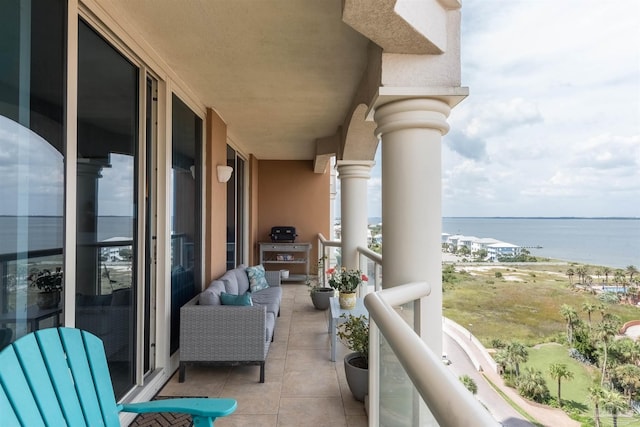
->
<box><xmin>0</xmin><ymin>116</ymin><xmax>64</xmax><ymax>216</ymax></box>
<box><xmin>98</xmin><ymin>154</ymin><xmax>135</xmax><ymax>216</ymax></box>
<box><xmin>440</xmin><ymin>0</ymin><xmax>640</xmax><ymax>217</ymax></box>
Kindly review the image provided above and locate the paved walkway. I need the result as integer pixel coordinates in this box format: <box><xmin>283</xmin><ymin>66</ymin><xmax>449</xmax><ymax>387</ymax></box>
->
<box><xmin>444</xmin><ymin>319</ymin><xmax>580</xmax><ymax>427</ymax></box>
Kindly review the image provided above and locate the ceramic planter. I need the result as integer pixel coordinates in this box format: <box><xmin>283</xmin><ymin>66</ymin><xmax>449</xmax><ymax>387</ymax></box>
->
<box><xmin>339</xmin><ymin>291</ymin><xmax>356</xmax><ymax>309</ymax></box>
<box><xmin>310</xmin><ymin>287</ymin><xmax>334</xmax><ymax>310</ymax></box>
<box><xmin>344</xmin><ymin>352</ymin><xmax>368</xmax><ymax>402</ymax></box>
<box><xmin>37</xmin><ymin>290</ymin><xmax>61</xmax><ymax>309</ymax></box>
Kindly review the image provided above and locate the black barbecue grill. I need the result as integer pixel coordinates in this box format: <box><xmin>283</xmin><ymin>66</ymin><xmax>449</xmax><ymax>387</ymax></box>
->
<box><xmin>270</xmin><ymin>226</ymin><xmax>298</xmax><ymax>243</ymax></box>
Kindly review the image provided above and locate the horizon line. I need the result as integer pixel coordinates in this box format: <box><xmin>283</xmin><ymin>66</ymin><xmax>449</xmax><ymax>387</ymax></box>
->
<box><xmin>358</xmin><ymin>216</ymin><xmax>640</xmax><ymax>221</ymax></box>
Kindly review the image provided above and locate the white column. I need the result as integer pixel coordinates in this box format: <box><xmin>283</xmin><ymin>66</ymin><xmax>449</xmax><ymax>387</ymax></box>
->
<box><xmin>374</xmin><ymin>98</ymin><xmax>451</xmax><ymax>354</ymax></box>
<box><xmin>336</xmin><ymin>161</ymin><xmax>373</xmax><ymax>275</ymax></box>
<box><xmin>329</xmin><ymin>161</ymin><xmax>338</xmax><ymax>269</ymax></box>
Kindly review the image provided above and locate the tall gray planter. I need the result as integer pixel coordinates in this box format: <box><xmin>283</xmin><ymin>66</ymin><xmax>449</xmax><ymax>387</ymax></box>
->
<box><xmin>344</xmin><ymin>352</ymin><xmax>368</xmax><ymax>402</ymax></box>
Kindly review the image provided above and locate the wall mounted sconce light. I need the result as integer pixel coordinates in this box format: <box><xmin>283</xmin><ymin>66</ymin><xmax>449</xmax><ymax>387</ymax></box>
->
<box><xmin>217</xmin><ymin>165</ymin><xmax>233</xmax><ymax>183</ymax></box>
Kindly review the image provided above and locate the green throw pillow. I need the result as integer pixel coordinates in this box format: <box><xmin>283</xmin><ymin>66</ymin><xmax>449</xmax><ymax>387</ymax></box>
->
<box><xmin>246</xmin><ymin>264</ymin><xmax>269</xmax><ymax>292</ymax></box>
<box><xmin>220</xmin><ymin>292</ymin><xmax>253</xmax><ymax>306</ymax></box>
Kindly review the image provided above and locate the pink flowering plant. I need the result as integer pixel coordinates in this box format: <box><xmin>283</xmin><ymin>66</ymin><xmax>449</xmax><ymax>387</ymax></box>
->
<box><xmin>326</xmin><ymin>267</ymin><xmax>368</xmax><ymax>293</ymax></box>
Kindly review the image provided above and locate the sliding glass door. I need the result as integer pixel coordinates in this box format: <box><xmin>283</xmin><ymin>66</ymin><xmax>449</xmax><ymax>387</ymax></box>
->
<box><xmin>226</xmin><ymin>146</ymin><xmax>245</xmax><ymax>270</ymax></box>
<box><xmin>76</xmin><ymin>19</ymin><xmax>138</xmax><ymax>397</ymax></box>
<box><xmin>0</xmin><ymin>0</ymin><xmax>65</xmax><ymax>348</ymax></box>
<box><xmin>170</xmin><ymin>95</ymin><xmax>201</xmax><ymax>354</ymax></box>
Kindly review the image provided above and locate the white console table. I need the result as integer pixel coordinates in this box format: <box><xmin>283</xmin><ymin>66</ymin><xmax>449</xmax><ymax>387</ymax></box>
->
<box><xmin>259</xmin><ymin>242</ymin><xmax>311</xmax><ymax>282</ymax></box>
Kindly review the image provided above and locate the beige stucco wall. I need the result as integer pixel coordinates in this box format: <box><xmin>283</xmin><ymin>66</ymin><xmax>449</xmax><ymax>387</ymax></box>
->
<box><xmin>204</xmin><ymin>108</ymin><xmax>228</xmax><ymax>284</ymax></box>
<box><xmin>256</xmin><ymin>161</ymin><xmax>330</xmax><ymax>277</ymax></box>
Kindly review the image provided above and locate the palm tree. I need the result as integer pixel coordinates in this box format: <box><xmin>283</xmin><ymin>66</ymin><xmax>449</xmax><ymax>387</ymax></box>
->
<box><xmin>505</xmin><ymin>341</ymin><xmax>528</xmax><ymax>377</ymax></box>
<box><xmin>459</xmin><ymin>374</ymin><xmax>478</xmax><ymax>395</ymax></box>
<box><xmin>560</xmin><ymin>304</ymin><xmax>578</xmax><ymax>345</ymax></box>
<box><xmin>602</xmin><ymin>389</ymin><xmax>628</xmax><ymax>427</ymax></box>
<box><xmin>628</xmin><ymin>285</ymin><xmax>640</xmax><ymax>305</ymax></box>
<box><xmin>614</xmin><ymin>270</ymin><xmax>627</xmax><ymax>295</ymax></box>
<box><xmin>575</xmin><ymin>266</ymin><xmax>588</xmax><ymax>284</ymax></box>
<box><xmin>589</xmin><ymin>385</ymin><xmax>606</xmax><ymax>427</ymax></box>
<box><xmin>594</xmin><ymin>316</ymin><xmax>621</xmax><ymax>385</ymax></box>
<box><xmin>597</xmin><ymin>302</ymin><xmax>606</xmax><ymax>319</ymax></box>
<box><xmin>603</xmin><ymin>266</ymin><xmax>612</xmax><ymax>285</ymax></box>
<box><xmin>494</xmin><ymin>348</ymin><xmax>509</xmax><ymax>375</ymax></box>
<box><xmin>595</xmin><ymin>268</ymin><xmax>603</xmax><ymax>284</ymax></box>
<box><xmin>582</xmin><ymin>302</ymin><xmax>596</xmax><ymax>327</ymax></box>
<box><xmin>548</xmin><ymin>363</ymin><xmax>574</xmax><ymax>407</ymax></box>
<box><xmin>613</xmin><ymin>364</ymin><xmax>640</xmax><ymax>404</ymax></box>
<box><xmin>610</xmin><ymin>337</ymin><xmax>640</xmax><ymax>366</ymax></box>
<box><xmin>566</xmin><ymin>268</ymin><xmax>575</xmax><ymax>286</ymax></box>
<box><xmin>627</xmin><ymin>265</ymin><xmax>638</xmax><ymax>285</ymax></box>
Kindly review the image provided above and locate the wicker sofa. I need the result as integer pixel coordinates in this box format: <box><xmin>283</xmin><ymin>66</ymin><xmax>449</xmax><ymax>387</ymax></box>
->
<box><xmin>179</xmin><ymin>265</ymin><xmax>282</xmax><ymax>383</ymax></box>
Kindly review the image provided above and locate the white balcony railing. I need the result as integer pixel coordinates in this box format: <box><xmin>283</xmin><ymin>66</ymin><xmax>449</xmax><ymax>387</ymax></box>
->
<box><xmin>318</xmin><ymin>234</ymin><xmax>498</xmax><ymax>427</ymax></box>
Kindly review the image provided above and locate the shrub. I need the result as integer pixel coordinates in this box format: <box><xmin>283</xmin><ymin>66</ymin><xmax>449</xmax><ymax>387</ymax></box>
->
<box><xmin>503</xmin><ymin>374</ymin><xmax>517</xmax><ymax>388</ymax></box>
<box><xmin>516</xmin><ymin>367</ymin><xmax>549</xmax><ymax>403</ymax></box>
<box><xmin>569</xmin><ymin>348</ymin><xmax>595</xmax><ymax>365</ymax></box>
<box><xmin>490</xmin><ymin>338</ymin><xmax>505</xmax><ymax>349</ymax></box>
<box><xmin>495</xmin><ymin>272</ymin><xmax>503</xmax><ymax>278</ymax></box>
<box><xmin>599</xmin><ymin>293</ymin><xmax>620</xmax><ymax>304</ymax></box>
<box><xmin>337</xmin><ymin>314</ymin><xmax>369</xmax><ymax>366</ymax></box>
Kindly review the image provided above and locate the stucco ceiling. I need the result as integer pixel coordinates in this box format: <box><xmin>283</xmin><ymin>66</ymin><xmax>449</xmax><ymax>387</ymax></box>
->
<box><xmin>104</xmin><ymin>0</ymin><xmax>371</xmax><ymax>160</ymax></box>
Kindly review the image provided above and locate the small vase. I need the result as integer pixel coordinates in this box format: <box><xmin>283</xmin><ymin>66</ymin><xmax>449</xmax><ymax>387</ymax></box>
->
<box><xmin>339</xmin><ymin>291</ymin><xmax>356</xmax><ymax>310</ymax></box>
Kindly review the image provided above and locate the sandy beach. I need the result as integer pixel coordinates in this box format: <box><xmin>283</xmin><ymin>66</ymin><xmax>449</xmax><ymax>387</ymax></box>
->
<box><xmin>442</xmin><ymin>252</ymin><xmax>464</xmax><ymax>263</ymax></box>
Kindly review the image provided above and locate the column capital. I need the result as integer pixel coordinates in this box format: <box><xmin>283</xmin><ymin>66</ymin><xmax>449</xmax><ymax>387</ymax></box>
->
<box><xmin>336</xmin><ymin>160</ymin><xmax>375</xmax><ymax>180</ymax></box>
<box><xmin>374</xmin><ymin>97</ymin><xmax>452</xmax><ymax>138</ymax></box>
<box><xmin>77</xmin><ymin>158</ymin><xmax>110</xmax><ymax>178</ymax></box>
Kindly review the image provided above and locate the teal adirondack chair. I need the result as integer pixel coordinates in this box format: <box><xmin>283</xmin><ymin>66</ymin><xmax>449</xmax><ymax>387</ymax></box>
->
<box><xmin>0</xmin><ymin>327</ymin><xmax>237</xmax><ymax>427</ymax></box>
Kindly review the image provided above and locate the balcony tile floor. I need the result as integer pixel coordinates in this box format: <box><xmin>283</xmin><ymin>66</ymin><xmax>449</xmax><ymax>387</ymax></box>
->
<box><xmin>158</xmin><ymin>284</ymin><xmax>368</xmax><ymax>427</ymax></box>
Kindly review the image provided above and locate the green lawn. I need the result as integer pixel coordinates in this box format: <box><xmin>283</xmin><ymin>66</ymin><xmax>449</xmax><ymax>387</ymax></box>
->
<box><xmin>443</xmin><ymin>263</ymin><xmax>640</xmax><ymax>347</ymax></box>
<box><xmin>525</xmin><ymin>343</ymin><xmax>640</xmax><ymax>427</ymax></box>
<box><xmin>443</xmin><ymin>261</ymin><xmax>640</xmax><ymax>426</ymax></box>
<box><xmin>525</xmin><ymin>343</ymin><xmax>593</xmax><ymax>411</ymax></box>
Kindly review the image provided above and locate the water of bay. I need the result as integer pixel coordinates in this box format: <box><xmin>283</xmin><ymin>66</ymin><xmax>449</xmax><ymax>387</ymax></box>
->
<box><xmin>2</xmin><ymin>216</ymin><xmax>639</xmax><ymax>270</ymax></box>
<box><xmin>442</xmin><ymin>217</ymin><xmax>640</xmax><ymax>269</ymax></box>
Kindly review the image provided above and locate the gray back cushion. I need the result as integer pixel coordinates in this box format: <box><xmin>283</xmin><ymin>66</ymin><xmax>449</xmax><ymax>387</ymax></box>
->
<box><xmin>220</xmin><ymin>270</ymin><xmax>239</xmax><ymax>295</ymax></box>
<box><xmin>200</xmin><ymin>280</ymin><xmax>225</xmax><ymax>305</ymax></box>
<box><xmin>233</xmin><ymin>264</ymin><xmax>250</xmax><ymax>294</ymax></box>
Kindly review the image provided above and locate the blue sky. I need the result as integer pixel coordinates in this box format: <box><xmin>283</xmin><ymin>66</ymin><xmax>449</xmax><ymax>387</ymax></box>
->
<box><xmin>367</xmin><ymin>0</ymin><xmax>640</xmax><ymax>218</ymax></box>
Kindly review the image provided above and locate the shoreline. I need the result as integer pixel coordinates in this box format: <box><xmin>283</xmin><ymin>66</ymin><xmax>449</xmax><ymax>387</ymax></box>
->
<box><xmin>441</xmin><ymin>251</ymin><xmax>633</xmax><ymax>270</ymax></box>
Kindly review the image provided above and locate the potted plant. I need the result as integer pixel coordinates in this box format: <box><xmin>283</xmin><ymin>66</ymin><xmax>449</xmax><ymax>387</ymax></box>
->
<box><xmin>308</xmin><ymin>280</ymin><xmax>335</xmax><ymax>310</ymax></box>
<box><xmin>327</xmin><ymin>267</ymin><xmax>368</xmax><ymax>309</ymax></box>
<box><xmin>33</xmin><ymin>268</ymin><xmax>63</xmax><ymax>309</ymax></box>
<box><xmin>337</xmin><ymin>314</ymin><xmax>369</xmax><ymax>402</ymax></box>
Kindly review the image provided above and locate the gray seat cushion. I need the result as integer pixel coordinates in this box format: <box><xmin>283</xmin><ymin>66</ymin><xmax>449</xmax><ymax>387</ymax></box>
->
<box><xmin>265</xmin><ymin>312</ymin><xmax>276</xmax><ymax>342</ymax></box>
<box><xmin>251</xmin><ymin>286</ymin><xmax>282</xmax><ymax>316</ymax></box>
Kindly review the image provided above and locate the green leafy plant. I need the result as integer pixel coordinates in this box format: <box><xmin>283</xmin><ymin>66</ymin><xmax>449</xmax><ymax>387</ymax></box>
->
<box><xmin>337</xmin><ymin>314</ymin><xmax>369</xmax><ymax>366</ymax></box>
<box><xmin>326</xmin><ymin>267</ymin><xmax>368</xmax><ymax>293</ymax></box>
<box><xmin>306</xmin><ymin>279</ymin><xmax>333</xmax><ymax>293</ymax></box>
<box><xmin>33</xmin><ymin>269</ymin><xmax>63</xmax><ymax>293</ymax></box>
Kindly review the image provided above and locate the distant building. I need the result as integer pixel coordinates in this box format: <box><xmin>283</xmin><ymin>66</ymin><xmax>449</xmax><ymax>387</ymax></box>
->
<box><xmin>486</xmin><ymin>242</ymin><xmax>521</xmax><ymax>261</ymax></box>
<box><xmin>442</xmin><ymin>233</ymin><xmax>521</xmax><ymax>261</ymax></box>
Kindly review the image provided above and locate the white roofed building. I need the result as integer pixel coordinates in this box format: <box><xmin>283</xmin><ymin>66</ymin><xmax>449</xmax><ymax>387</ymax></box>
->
<box><xmin>487</xmin><ymin>242</ymin><xmax>521</xmax><ymax>262</ymax></box>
